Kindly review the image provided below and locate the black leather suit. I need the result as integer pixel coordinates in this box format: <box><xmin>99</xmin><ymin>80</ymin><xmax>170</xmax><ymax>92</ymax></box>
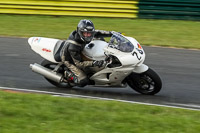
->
<box><xmin>61</xmin><ymin>30</ymin><xmax>112</xmax><ymax>86</ymax></box>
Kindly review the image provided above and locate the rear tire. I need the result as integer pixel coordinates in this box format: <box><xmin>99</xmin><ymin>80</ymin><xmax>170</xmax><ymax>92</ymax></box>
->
<box><xmin>127</xmin><ymin>68</ymin><xmax>162</xmax><ymax>95</ymax></box>
<box><xmin>41</xmin><ymin>59</ymin><xmax>72</xmax><ymax>88</ymax></box>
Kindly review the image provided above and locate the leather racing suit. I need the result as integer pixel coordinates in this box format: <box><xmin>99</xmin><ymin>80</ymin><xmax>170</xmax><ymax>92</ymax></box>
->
<box><xmin>61</xmin><ymin>30</ymin><xmax>112</xmax><ymax>86</ymax></box>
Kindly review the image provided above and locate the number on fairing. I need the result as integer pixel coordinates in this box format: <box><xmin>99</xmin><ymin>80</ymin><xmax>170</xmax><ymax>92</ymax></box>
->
<box><xmin>132</xmin><ymin>48</ymin><xmax>143</xmax><ymax>60</ymax></box>
<box><xmin>136</xmin><ymin>48</ymin><xmax>143</xmax><ymax>54</ymax></box>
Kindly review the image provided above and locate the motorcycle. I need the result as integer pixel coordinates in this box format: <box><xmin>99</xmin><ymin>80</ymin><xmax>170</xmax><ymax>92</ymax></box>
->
<box><xmin>28</xmin><ymin>32</ymin><xmax>162</xmax><ymax>95</ymax></box>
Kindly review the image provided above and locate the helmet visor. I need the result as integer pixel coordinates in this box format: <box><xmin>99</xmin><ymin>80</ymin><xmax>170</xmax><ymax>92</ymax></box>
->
<box><xmin>80</xmin><ymin>30</ymin><xmax>95</xmax><ymax>42</ymax></box>
<box><xmin>82</xmin><ymin>31</ymin><xmax>92</xmax><ymax>37</ymax></box>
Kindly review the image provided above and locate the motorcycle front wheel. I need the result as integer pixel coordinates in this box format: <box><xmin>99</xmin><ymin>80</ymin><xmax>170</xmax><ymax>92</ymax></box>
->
<box><xmin>127</xmin><ymin>68</ymin><xmax>162</xmax><ymax>95</ymax></box>
<box><xmin>41</xmin><ymin>59</ymin><xmax>72</xmax><ymax>88</ymax></box>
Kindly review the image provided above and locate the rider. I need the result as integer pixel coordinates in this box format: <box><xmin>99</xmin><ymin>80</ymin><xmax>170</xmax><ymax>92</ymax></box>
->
<box><xmin>61</xmin><ymin>19</ymin><xmax>113</xmax><ymax>87</ymax></box>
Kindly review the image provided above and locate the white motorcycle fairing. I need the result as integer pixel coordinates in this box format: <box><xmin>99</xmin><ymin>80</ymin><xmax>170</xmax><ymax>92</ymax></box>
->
<box><xmin>28</xmin><ymin>37</ymin><xmax>61</xmax><ymax>63</ymax></box>
<box><xmin>28</xmin><ymin>34</ymin><xmax>148</xmax><ymax>86</ymax></box>
<box><xmin>83</xmin><ymin>36</ymin><xmax>146</xmax><ymax>66</ymax></box>
<box><xmin>82</xmin><ymin>40</ymin><xmax>108</xmax><ymax>61</ymax></box>
<box><xmin>81</xmin><ymin>35</ymin><xmax>148</xmax><ymax>86</ymax></box>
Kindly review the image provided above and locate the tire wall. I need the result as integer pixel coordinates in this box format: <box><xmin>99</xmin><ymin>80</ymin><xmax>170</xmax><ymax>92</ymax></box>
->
<box><xmin>0</xmin><ymin>0</ymin><xmax>199</xmax><ymax>20</ymax></box>
<box><xmin>0</xmin><ymin>0</ymin><xmax>139</xmax><ymax>18</ymax></box>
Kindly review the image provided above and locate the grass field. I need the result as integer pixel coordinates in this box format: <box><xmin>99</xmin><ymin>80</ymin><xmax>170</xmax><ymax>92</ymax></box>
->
<box><xmin>0</xmin><ymin>90</ymin><xmax>200</xmax><ymax>133</ymax></box>
<box><xmin>1</xmin><ymin>14</ymin><xmax>200</xmax><ymax>132</ymax></box>
<box><xmin>0</xmin><ymin>14</ymin><xmax>200</xmax><ymax>49</ymax></box>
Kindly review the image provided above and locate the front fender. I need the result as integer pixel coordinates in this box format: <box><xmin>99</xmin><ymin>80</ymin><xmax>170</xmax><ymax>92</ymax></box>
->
<box><xmin>133</xmin><ymin>64</ymin><xmax>149</xmax><ymax>73</ymax></box>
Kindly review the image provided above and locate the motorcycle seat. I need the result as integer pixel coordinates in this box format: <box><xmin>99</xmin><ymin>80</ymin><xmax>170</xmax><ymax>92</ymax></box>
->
<box><xmin>54</xmin><ymin>40</ymin><xmax>65</xmax><ymax>62</ymax></box>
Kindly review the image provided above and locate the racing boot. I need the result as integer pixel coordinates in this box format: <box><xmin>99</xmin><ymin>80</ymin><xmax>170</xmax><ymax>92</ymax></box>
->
<box><xmin>64</xmin><ymin>70</ymin><xmax>78</xmax><ymax>84</ymax></box>
<box><xmin>64</xmin><ymin>70</ymin><xmax>90</xmax><ymax>87</ymax></box>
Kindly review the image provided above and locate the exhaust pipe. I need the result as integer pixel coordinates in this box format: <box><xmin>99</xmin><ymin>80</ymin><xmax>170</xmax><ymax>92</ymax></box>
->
<box><xmin>30</xmin><ymin>63</ymin><xmax>63</xmax><ymax>83</ymax></box>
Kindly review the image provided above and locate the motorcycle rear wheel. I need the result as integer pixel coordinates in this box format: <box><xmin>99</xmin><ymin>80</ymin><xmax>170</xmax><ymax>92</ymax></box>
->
<box><xmin>127</xmin><ymin>68</ymin><xmax>162</xmax><ymax>95</ymax></box>
<box><xmin>41</xmin><ymin>59</ymin><xmax>72</xmax><ymax>88</ymax></box>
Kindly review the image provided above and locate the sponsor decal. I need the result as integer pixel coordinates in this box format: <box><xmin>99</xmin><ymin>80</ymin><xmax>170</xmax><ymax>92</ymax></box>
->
<box><xmin>137</xmin><ymin>43</ymin><xmax>142</xmax><ymax>49</ymax></box>
<box><xmin>34</xmin><ymin>37</ymin><xmax>41</xmax><ymax>43</ymax></box>
<box><xmin>42</xmin><ymin>48</ymin><xmax>51</xmax><ymax>52</ymax></box>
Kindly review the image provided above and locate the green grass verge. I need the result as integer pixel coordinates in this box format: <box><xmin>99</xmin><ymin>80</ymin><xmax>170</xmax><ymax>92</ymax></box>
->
<box><xmin>0</xmin><ymin>90</ymin><xmax>200</xmax><ymax>133</ymax></box>
<box><xmin>0</xmin><ymin>14</ymin><xmax>200</xmax><ymax>49</ymax></box>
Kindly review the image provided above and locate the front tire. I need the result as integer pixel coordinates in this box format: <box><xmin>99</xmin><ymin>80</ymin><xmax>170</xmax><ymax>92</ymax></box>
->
<box><xmin>41</xmin><ymin>59</ymin><xmax>72</xmax><ymax>88</ymax></box>
<box><xmin>127</xmin><ymin>68</ymin><xmax>162</xmax><ymax>95</ymax></box>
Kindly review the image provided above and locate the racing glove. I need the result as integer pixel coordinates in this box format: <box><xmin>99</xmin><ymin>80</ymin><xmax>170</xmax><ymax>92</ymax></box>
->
<box><xmin>92</xmin><ymin>60</ymin><xmax>105</xmax><ymax>68</ymax></box>
<box><xmin>111</xmin><ymin>31</ymin><xmax>121</xmax><ymax>35</ymax></box>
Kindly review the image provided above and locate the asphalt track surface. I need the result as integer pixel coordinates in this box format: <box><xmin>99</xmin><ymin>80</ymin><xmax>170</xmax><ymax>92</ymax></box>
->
<box><xmin>0</xmin><ymin>37</ymin><xmax>200</xmax><ymax>109</ymax></box>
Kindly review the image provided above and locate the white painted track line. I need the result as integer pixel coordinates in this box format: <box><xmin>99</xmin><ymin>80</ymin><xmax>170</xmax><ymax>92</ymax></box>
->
<box><xmin>0</xmin><ymin>86</ymin><xmax>199</xmax><ymax>111</ymax></box>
